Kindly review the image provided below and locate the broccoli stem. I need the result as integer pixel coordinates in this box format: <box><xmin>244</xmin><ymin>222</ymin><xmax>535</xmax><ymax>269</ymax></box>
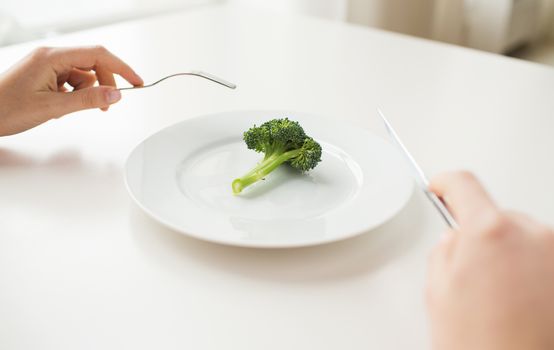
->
<box><xmin>232</xmin><ymin>149</ymin><xmax>301</xmax><ymax>194</ymax></box>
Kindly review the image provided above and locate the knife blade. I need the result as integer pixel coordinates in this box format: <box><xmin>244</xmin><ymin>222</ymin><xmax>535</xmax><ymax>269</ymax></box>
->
<box><xmin>378</xmin><ymin>109</ymin><xmax>459</xmax><ymax>229</ymax></box>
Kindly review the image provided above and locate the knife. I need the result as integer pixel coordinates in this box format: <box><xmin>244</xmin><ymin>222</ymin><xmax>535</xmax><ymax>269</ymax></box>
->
<box><xmin>378</xmin><ymin>109</ymin><xmax>459</xmax><ymax>229</ymax></box>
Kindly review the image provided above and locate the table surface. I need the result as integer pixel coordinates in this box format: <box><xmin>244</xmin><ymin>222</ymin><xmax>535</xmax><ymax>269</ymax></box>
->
<box><xmin>1</xmin><ymin>5</ymin><xmax>553</xmax><ymax>350</ymax></box>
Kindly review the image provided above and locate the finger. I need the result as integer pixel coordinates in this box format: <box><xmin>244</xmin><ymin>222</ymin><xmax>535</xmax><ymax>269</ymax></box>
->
<box><xmin>431</xmin><ymin>229</ymin><xmax>457</xmax><ymax>266</ymax></box>
<box><xmin>504</xmin><ymin>211</ymin><xmax>552</xmax><ymax>237</ymax></box>
<box><xmin>426</xmin><ymin>229</ymin><xmax>456</xmax><ymax>305</ymax></box>
<box><xmin>95</xmin><ymin>66</ymin><xmax>115</xmax><ymax>87</ymax></box>
<box><xmin>95</xmin><ymin>66</ymin><xmax>116</xmax><ymax>111</ymax></box>
<box><xmin>44</xmin><ymin>86</ymin><xmax>122</xmax><ymax>116</ymax></box>
<box><xmin>49</xmin><ymin>46</ymin><xmax>143</xmax><ymax>87</ymax></box>
<box><xmin>67</xmin><ymin>69</ymin><xmax>97</xmax><ymax>90</ymax></box>
<box><xmin>429</xmin><ymin>171</ymin><xmax>498</xmax><ymax>229</ymax></box>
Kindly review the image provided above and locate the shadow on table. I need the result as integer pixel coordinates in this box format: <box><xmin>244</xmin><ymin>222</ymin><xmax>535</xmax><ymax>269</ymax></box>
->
<box><xmin>0</xmin><ymin>147</ymin><xmax>83</xmax><ymax>168</ymax></box>
<box><xmin>129</xmin><ymin>190</ymin><xmax>429</xmax><ymax>284</ymax></box>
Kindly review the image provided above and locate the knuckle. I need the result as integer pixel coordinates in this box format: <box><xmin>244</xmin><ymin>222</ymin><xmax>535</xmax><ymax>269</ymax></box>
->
<box><xmin>455</xmin><ymin>170</ymin><xmax>477</xmax><ymax>183</ymax></box>
<box><xmin>30</xmin><ymin>46</ymin><xmax>52</xmax><ymax>60</ymax></box>
<box><xmin>540</xmin><ymin>227</ymin><xmax>554</xmax><ymax>239</ymax></box>
<box><xmin>536</xmin><ymin>227</ymin><xmax>554</xmax><ymax>250</ymax></box>
<box><xmin>481</xmin><ymin>212</ymin><xmax>510</xmax><ymax>238</ymax></box>
<box><xmin>93</xmin><ymin>45</ymin><xmax>108</xmax><ymax>54</ymax></box>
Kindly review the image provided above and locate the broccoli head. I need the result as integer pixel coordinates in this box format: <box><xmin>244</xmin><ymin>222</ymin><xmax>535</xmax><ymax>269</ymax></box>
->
<box><xmin>232</xmin><ymin>118</ymin><xmax>322</xmax><ymax>194</ymax></box>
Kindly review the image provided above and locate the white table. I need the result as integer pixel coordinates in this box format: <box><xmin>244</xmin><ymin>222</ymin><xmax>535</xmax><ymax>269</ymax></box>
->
<box><xmin>1</xmin><ymin>5</ymin><xmax>553</xmax><ymax>349</ymax></box>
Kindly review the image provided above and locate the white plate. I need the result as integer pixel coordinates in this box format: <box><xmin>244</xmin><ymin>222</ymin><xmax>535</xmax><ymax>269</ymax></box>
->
<box><xmin>125</xmin><ymin>111</ymin><xmax>413</xmax><ymax>248</ymax></box>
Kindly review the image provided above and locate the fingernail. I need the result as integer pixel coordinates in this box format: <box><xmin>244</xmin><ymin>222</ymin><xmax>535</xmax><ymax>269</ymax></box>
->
<box><xmin>106</xmin><ymin>89</ymin><xmax>121</xmax><ymax>104</ymax></box>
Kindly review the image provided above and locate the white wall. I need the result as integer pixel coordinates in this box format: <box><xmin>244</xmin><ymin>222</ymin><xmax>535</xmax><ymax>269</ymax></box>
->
<box><xmin>0</xmin><ymin>0</ymin><xmax>218</xmax><ymax>46</ymax></box>
<box><xmin>4</xmin><ymin>0</ymin><xmax>553</xmax><ymax>49</ymax></box>
<box><xmin>348</xmin><ymin>0</ymin><xmax>554</xmax><ymax>52</ymax></box>
<box><xmin>431</xmin><ymin>0</ymin><xmax>465</xmax><ymax>44</ymax></box>
<box><xmin>347</xmin><ymin>0</ymin><xmax>435</xmax><ymax>38</ymax></box>
<box><xmin>463</xmin><ymin>0</ymin><xmax>514</xmax><ymax>52</ymax></box>
<box><xmin>228</xmin><ymin>0</ymin><xmax>348</xmax><ymax>20</ymax></box>
<box><xmin>540</xmin><ymin>0</ymin><xmax>554</xmax><ymax>38</ymax></box>
<box><xmin>462</xmin><ymin>0</ymin><xmax>548</xmax><ymax>52</ymax></box>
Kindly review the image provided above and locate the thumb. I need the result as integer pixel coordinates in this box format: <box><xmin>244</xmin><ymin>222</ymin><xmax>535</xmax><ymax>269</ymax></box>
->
<box><xmin>54</xmin><ymin>86</ymin><xmax>122</xmax><ymax>115</ymax></box>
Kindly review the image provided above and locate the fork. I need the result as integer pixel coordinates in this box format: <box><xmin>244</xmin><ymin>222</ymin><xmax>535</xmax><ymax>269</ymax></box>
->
<box><xmin>118</xmin><ymin>71</ymin><xmax>237</xmax><ymax>91</ymax></box>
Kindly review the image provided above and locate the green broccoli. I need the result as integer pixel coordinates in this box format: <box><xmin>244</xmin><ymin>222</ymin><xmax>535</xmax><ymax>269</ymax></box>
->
<box><xmin>232</xmin><ymin>118</ymin><xmax>322</xmax><ymax>194</ymax></box>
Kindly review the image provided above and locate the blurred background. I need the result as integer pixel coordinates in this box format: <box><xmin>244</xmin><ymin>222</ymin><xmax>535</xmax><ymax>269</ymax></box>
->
<box><xmin>1</xmin><ymin>0</ymin><xmax>553</xmax><ymax>66</ymax></box>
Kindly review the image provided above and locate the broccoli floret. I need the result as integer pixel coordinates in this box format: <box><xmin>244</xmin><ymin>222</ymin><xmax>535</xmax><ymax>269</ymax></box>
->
<box><xmin>232</xmin><ymin>118</ymin><xmax>322</xmax><ymax>194</ymax></box>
